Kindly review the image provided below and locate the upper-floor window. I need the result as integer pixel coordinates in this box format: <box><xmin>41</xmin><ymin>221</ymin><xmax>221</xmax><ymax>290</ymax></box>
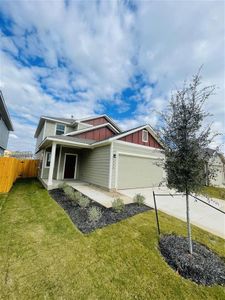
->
<box><xmin>56</xmin><ymin>123</ymin><xmax>65</xmax><ymax>135</ymax></box>
<box><xmin>142</xmin><ymin>130</ymin><xmax>148</xmax><ymax>142</ymax></box>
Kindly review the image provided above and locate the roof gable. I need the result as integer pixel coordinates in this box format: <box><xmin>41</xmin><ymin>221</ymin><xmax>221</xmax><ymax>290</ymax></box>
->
<box><xmin>74</xmin><ymin>126</ymin><xmax>115</xmax><ymax>141</ymax></box>
<box><xmin>92</xmin><ymin>124</ymin><xmax>165</xmax><ymax>149</ymax></box>
<box><xmin>78</xmin><ymin>115</ymin><xmax>122</xmax><ymax>132</ymax></box>
<box><xmin>82</xmin><ymin>116</ymin><xmax>108</xmax><ymax>126</ymax></box>
<box><xmin>65</xmin><ymin>122</ymin><xmax>119</xmax><ymax>137</ymax></box>
<box><xmin>119</xmin><ymin>129</ymin><xmax>162</xmax><ymax>149</ymax></box>
<box><xmin>34</xmin><ymin>116</ymin><xmax>75</xmax><ymax>138</ymax></box>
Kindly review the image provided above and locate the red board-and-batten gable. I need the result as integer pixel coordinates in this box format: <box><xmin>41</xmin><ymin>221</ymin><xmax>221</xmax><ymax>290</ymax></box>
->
<box><xmin>72</xmin><ymin>126</ymin><xmax>116</xmax><ymax>141</ymax></box>
<box><xmin>82</xmin><ymin>116</ymin><xmax>109</xmax><ymax>126</ymax></box>
<box><xmin>119</xmin><ymin>129</ymin><xmax>162</xmax><ymax>149</ymax></box>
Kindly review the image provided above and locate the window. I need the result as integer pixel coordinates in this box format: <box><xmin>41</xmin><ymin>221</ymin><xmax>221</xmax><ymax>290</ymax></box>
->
<box><xmin>142</xmin><ymin>130</ymin><xmax>148</xmax><ymax>142</ymax></box>
<box><xmin>56</xmin><ymin>123</ymin><xmax>65</xmax><ymax>135</ymax></box>
<box><xmin>45</xmin><ymin>152</ymin><xmax>51</xmax><ymax>167</ymax></box>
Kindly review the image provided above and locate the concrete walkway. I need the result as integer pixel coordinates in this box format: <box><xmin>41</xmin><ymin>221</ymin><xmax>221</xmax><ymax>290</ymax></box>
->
<box><xmin>119</xmin><ymin>187</ymin><xmax>225</xmax><ymax>239</ymax></box>
<box><xmin>70</xmin><ymin>184</ymin><xmax>114</xmax><ymax>208</ymax></box>
<box><xmin>67</xmin><ymin>182</ymin><xmax>131</xmax><ymax>208</ymax></box>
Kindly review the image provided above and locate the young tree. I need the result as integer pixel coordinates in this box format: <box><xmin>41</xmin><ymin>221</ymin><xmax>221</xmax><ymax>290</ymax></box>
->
<box><xmin>160</xmin><ymin>71</ymin><xmax>216</xmax><ymax>254</ymax></box>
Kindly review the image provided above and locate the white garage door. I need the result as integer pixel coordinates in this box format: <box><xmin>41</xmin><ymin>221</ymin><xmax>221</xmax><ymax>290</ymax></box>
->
<box><xmin>117</xmin><ymin>154</ymin><xmax>164</xmax><ymax>189</ymax></box>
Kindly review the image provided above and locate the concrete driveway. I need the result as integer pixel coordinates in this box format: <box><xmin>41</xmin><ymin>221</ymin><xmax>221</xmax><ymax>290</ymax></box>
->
<box><xmin>119</xmin><ymin>187</ymin><xmax>225</xmax><ymax>239</ymax></box>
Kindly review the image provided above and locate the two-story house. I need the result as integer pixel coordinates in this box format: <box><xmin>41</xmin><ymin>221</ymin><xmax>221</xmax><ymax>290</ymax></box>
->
<box><xmin>0</xmin><ymin>91</ymin><xmax>14</xmax><ymax>155</ymax></box>
<box><xmin>35</xmin><ymin>115</ymin><xmax>166</xmax><ymax>190</ymax></box>
<box><xmin>204</xmin><ymin>148</ymin><xmax>225</xmax><ymax>187</ymax></box>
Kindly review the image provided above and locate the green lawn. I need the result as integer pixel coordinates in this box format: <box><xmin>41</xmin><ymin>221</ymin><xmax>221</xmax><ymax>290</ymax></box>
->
<box><xmin>201</xmin><ymin>186</ymin><xmax>225</xmax><ymax>201</ymax></box>
<box><xmin>0</xmin><ymin>180</ymin><xmax>225</xmax><ymax>299</ymax></box>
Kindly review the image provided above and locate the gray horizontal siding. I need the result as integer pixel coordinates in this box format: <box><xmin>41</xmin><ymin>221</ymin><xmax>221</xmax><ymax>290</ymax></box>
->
<box><xmin>35</xmin><ymin>125</ymin><xmax>44</xmax><ymax>150</ymax></box>
<box><xmin>79</xmin><ymin>145</ymin><xmax>110</xmax><ymax>188</ymax></box>
<box><xmin>41</xmin><ymin>146</ymin><xmax>60</xmax><ymax>180</ymax></box>
<box><xmin>0</xmin><ymin>147</ymin><xmax>4</xmax><ymax>155</ymax></box>
<box><xmin>208</xmin><ymin>155</ymin><xmax>225</xmax><ymax>187</ymax></box>
<box><xmin>0</xmin><ymin>118</ymin><xmax>9</xmax><ymax>150</ymax></box>
<box><xmin>36</xmin><ymin>120</ymin><xmax>75</xmax><ymax>149</ymax></box>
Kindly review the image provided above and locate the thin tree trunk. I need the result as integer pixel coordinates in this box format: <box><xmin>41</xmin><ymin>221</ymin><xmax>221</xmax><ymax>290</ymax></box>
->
<box><xmin>186</xmin><ymin>191</ymin><xmax>193</xmax><ymax>254</ymax></box>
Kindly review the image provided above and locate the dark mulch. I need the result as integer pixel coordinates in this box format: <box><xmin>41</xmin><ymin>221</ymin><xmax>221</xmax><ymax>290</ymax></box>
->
<box><xmin>159</xmin><ymin>234</ymin><xmax>225</xmax><ymax>286</ymax></box>
<box><xmin>49</xmin><ymin>188</ymin><xmax>151</xmax><ymax>234</ymax></box>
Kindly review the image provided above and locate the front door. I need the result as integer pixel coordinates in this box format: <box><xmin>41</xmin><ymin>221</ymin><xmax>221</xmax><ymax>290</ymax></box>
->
<box><xmin>64</xmin><ymin>154</ymin><xmax>77</xmax><ymax>179</ymax></box>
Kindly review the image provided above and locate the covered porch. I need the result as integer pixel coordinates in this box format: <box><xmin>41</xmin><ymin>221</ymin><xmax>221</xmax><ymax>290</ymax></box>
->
<box><xmin>37</xmin><ymin>136</ymin><xmax>94</xmax><ymax>190</ymax></box>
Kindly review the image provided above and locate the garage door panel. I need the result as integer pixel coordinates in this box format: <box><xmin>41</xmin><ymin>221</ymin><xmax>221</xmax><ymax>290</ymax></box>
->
<box><xmin>117</xmin><ymin>154</ymin><xmax>163</xmax><ymax>189</ymax></box>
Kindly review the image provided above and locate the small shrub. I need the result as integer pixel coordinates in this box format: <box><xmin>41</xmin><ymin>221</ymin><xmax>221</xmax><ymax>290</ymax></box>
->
<box><xmin>133</xmin><ymin>193</ymin><xmax>145</xmax><ymax>205</ymax></box>
<box><xmin>88</xmin><ymin>207</ymin><xmax>102</xmax><ymax>223</ymax></box>
<box><xmin>74</xmin><ymin>191</ymin><xmax>82</xmax><ymax>202</ymax></box>
<box><xmin>112</xmin><ymin>198</ymin><xmax>125</xmax><ymax>213</ymax></box>
<box><xmin>63</xmin><ymin>186</ymin><xmax>74</xmax><ymax>199</ymax></box>
<box><xmin>68</xmin><ymin>191</ymin><xmax>80</xmax><ymax>203</ymax></box>
<box><xmin>58</xmin><ymin>182</ymin><xmax>68</xmax><ymax>189</ymax></box>
<box><xmin>78</xmin><ymin>196</ymin><xmax>90</xmax><ymax>208</ymax></box>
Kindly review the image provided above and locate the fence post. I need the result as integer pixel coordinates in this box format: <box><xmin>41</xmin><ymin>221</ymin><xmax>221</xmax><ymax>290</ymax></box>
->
<box><xmin>153</xmin><ymin>191</ymin><xmax>161</xmax><ymax>237</ymax></box>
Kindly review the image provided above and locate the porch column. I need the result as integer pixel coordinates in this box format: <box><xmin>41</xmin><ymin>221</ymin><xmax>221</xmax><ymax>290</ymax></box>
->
<box><xmin>40</xmin><ymin>149</ymin><xmax>46</xmax><ymax>179</ymax></box>
<box><xmin>48</xmin><ymin>142</ymin><xmax>56</xmax><ymax>186</ymax></box>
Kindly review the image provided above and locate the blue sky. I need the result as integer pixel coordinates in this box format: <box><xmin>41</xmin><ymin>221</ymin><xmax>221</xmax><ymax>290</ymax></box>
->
<box><xmin>0</xmin><ymin>0</ymin><xmax>224</xmax><ymax>152</ymax></box>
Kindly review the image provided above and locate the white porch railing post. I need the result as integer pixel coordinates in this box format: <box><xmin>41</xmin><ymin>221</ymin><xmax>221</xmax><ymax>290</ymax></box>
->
<box><xmin>48</xmin><ymin>142</ymin><xmax>56</xmax><ymax>186</ymax></box>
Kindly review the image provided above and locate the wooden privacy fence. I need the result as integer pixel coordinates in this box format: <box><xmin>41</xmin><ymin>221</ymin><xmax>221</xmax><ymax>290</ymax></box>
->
<box><xmin>0</xmin><ymin>157</ymin><xmax>39</xmax><ymax>193</ymax></box>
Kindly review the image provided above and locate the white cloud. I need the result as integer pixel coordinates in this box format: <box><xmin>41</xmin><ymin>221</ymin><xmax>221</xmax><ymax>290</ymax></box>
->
<box><xmin>0</xmin><ymin>0</ymin><xmax>224</xmax><ymax>152</ymax></box>
<box><xmin>9</xmin><ymin>133</ymin><xmax>18</xmax><ymax>139</ymax></box>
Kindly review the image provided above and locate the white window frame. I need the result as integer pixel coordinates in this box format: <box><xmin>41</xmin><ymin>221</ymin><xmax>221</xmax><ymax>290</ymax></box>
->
<box><xmin>45</xmin><ymin>151</ymin><xmax>51</xmax><ymax>168</ymax></box>
<box><xmin>142</xmin><ymin>130</ymin><xmax>149</xmax><ymax>142</ymax></box>
<box><xmin>55</xmin><ymin>123</ymin><xmax>66</xmax><ymax>135</ymax></box>
<box><xmin>63</xmin><ymin>153</ymin><xmax>78</xmax><ymax>179</ymax></box>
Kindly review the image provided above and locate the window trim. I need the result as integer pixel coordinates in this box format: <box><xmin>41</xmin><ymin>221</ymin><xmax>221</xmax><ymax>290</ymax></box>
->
<box><xmin>45</xmin><ymin>151</ymin><xmax>51</xmax><ymax>168</ymax></box>
<box><xmin>55</xmin><ymin>123</ymin><xmax>66</xmax><ymax>135</ymax></box>
<box><xmin>142</xmin><ymin>130</ymin><xmax>149</xmax><ymax>143</ymax></box>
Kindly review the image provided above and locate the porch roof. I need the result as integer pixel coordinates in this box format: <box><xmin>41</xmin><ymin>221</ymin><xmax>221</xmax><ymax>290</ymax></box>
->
<box><xmin>37</xmin><ymin>135</ymin><xmax>95</xmax><ymax>152</ymax></box>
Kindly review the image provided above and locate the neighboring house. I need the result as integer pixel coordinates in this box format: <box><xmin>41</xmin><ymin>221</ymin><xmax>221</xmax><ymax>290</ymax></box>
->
<box><xmin>3</xmin><ymin>149</ymin><xmax>12</xmax><ymax>157</ymax></box>
<box><xmin>0</xmin><ymin>91</ymin><xmax>14</xmax><ymax>155</ymax></box>
<box><xmin>35</xmin><ymin>115</ymin><xmax>165</xmax><ymax>190</ymax></box>
<box><xmin>5</xmin><ymin>151</ymin><xmax>34</xmax><ymax>159</ymax></box>
<box><xmin>205</xmin><ymin>148</ymin><xmax>225</xmax><ymax>187</ymax></box>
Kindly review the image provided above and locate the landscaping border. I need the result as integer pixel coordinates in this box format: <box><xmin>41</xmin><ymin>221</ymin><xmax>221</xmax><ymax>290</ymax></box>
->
<box><xmin>49</xmin><ymin>188</ymin><xmax>151</xmax><ymax>233</ymax></box>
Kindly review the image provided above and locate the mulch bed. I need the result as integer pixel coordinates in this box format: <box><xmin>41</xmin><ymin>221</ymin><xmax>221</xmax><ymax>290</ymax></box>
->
<box><xmin>49</xmin><ymin>188</ymin><xmax>151</xmax><ymax>234</ymax></box>
<box><xmin>159</xmin><ymin>234</ymin><xmax>225</xmax><ymax>286</ymax></box>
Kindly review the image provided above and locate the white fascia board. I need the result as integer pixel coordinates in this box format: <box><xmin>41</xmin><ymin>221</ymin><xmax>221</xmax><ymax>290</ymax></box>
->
<box><xmin>42</xmin><ymin>117</ymin><xmax>72</xmax><ymax>125</ymax></box>
<box><xmin>64</xmin><ymin>122</ymin><xmax>119</xmax><ymax>136</ymax></box>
